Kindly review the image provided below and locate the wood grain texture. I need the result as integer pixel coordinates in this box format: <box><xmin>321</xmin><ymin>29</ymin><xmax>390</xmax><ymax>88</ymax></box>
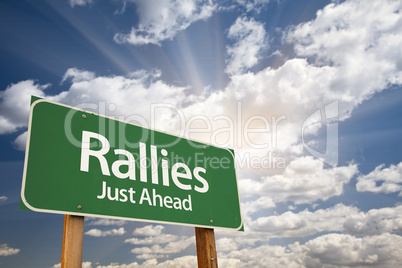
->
<box><xmin>195</xmin><ymin>227</ymin><xmax>218</xmax><ymax>268</ymax></box>
<box><xmin>61</xmin><ymin>215</ymin><xmax>84</xmax><ymax>268</ymax></box>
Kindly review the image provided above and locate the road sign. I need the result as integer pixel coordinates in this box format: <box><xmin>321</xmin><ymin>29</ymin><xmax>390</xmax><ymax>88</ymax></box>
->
<box><xmin>21</xmin><ymin>98</ymin><xmax>243</xmax><ymax>230</ymax></box>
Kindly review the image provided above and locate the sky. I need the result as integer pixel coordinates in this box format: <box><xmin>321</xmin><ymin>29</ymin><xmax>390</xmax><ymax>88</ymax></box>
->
<box><xmin>0</xmin><ymin>0</ymin><xmax>402</xmax><ymax>267</ymax></box>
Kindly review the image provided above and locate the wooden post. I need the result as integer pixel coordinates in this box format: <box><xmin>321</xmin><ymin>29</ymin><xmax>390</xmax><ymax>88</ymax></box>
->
<box><xmin>195</xmin><ymin>227</ymin><xmax>218</xmax><ymax>268</ymax></box>
<box><xmin>61</xmin><ymin>215</ymin><xmax>85</xmax><ymax>268</ymax></box>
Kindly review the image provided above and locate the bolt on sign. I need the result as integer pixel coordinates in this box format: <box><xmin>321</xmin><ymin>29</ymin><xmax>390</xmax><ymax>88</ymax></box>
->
<box><xmin>20</xmin><ymin>97</ymin><xmax>243</xmax><ymax>230</ymax></box>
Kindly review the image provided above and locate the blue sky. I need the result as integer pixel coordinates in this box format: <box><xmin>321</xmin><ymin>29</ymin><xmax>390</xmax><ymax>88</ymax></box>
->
<box><xmin>1</xmin><ymin>0</ymin><xmax>402</xmax><ymax>267</ymax></box>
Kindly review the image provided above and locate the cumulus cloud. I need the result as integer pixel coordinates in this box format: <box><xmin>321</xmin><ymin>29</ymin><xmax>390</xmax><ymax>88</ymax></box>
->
<box><xmin>241</xmin><ymin>195</ymin><xmax>276</xmax><ymax>218</ymax></box>
<box><xmin>219</xmin><ymin>203</ymin><xmax>402</xmax><ymax>257</ymax></box>
<box><xmin>13</xmin><ymin>131</ymin><xmax>28</xmax><ymax>151</ymax></box>
<box><xmin>302</xmin><ymin>233</ymin><xmax>402</xmax><ymax>267</ymax></box>
<box><xmin>136</xmin><ymin>254</ymin><xmax>168</xmax><ymax>260</ymax></box>
<box><xmin>61</xmin><ymin>68</ymin><xmax>96</xmax><ymax>84</ymax></box>
<box><xmin>114</xmin><ymin>0</ymin><xmax>216</xmax><ymax>46</ymax></box>
<box><xmin>286</xmin><ymin>0</ymin><xmax>402</xmax><ymax>114</ymax></box>
<box><xmin>356</xmin><ymin>162</ymin><xmax>402</xmax><ymax>195</ymax></box>
<box><xmin>132</xmin><ymin>225</ymin><xmax>165</xmax><ymax>236</ymax></box>
<box><xmin>0</xmin><ymin>196</ymin><xmax>7</xmax><ymax>202</ymax></box>
<box><xmin>96</xmin><ymin>256</ymin><xmax>197</xmax><ymax>268</ymax></box>
<box><xmin>216</xmin><ymin>237</ymin><xmax>239</xmax><ymax>252</ymax></box>
<box><xmin>0</xmin><ymin>244</ymin><xmax>20</xmax><ymax>256</ymax></box>
<box><xmin>2</xmin><ymin>2</ymin><xmax>402</xmax><ymax>266</ymax></box>
<box><xmin>249</xmin><ymin>204</ymin><xmax>402</xmax><ymax>238</ymax></box>
<box><xmin>130</xmin><ymin>236</ymin><xmax>194</xmax><ymax>259</ymax></box>
<box><xmin>220</xmin><ymin>233</ymin><xmax>402</xmax><ymax>268</ymax></box>
<box><xmin>0</xmin><ymin>68</ymin><xmax>188</xmax><ymax>150</ymax></box>
<box><xmin>242</xmin><ymin>156</ymin><xmax>358</xmax><ymax>205</ymax></box>
<box><xmin>125</xmin><ymin>234</ymin><xmax>178</xmax><ymax>245</ymax></box>
<box><xmin>64</xmin><ymin>232</ymin><xmax>402</xmax><ymax>267</ymax></box>
<box><xmin>225</xmin><ymin>17</ymin><xmax>267</xmax><ymax>75</ymax></box>
<box><xmin>1</xmin><ymin>0</ymin><xmax>400</xmax><ymax>165</ymax></box>
<box><xmin>86</xmin><ymin>218</ymin><xmax>126</xmax><ymax>226</ymax></box>
<box><xmin>85</xmin><ymin>227</ymin><xmax>125</xmax><ymax>237</ymax></box>
<box><xmin>235</xmin><ymin>0</ymin><xmax>270</xmax><ymax>13</ymax></box>
<box><xmin>69</xmin><ymin>0</ymin><xmax>92</xmax><ymax>8</ymax></box>
<box><xmin>344</xmin><ymin>205</ymin><xmax>402</xmax><ymax>235</ymax></box>
<box><xmin>250</xmin><ymin>204</ymin><xmax>358</xmax><ymax>237</ymax></box>
<box><xmin>0</xmin><ymin>80</ymin><xmax>47</xmax><ymax>135</ymax></box>
<box><xmin>52</xmin><ymin>261</ymin><xmax>92</xmax><ymax>268</ymax></box>
<box><xmin>4</xmin><ymin>0</ymin><xmax>402</xmax><ymax>159</ymax></box>
<box><xmin>125</xmin><ymin>225</ymin><xmax>194</xmax><ymax>260</ymax></box>
<box><xmin>221</xmin><ymin>243</ymin><xmax>303</xmax><ymax>267</ymax></box>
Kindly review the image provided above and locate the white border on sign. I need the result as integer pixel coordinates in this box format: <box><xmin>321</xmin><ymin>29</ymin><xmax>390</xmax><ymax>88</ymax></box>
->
<box><xmin>20</xmin><ymin>98</ymin><xmax>244</xmax><ymax>231</ymax></box>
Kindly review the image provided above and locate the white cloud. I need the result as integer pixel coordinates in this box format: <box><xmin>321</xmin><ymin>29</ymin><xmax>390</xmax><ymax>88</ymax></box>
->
<box><xmin>250</xmin><ymin>203</ymin><xmax>359</xmax><ymax>237</ymax></box>
<box><xmin>130</xmin><ymin>236</ymin><xmax>194</xmax><ymax>256</ymax></box>
<box><xmin>0</xmin><ymin>244</ymin><xmax>20</xmax><ymax>256</ymax></box>
<box><xmin>220</xmin><ymin>233</ymin><xmax>402</xmax><ymax>268</ymax></box>
<box><xmin>4</xmin><ymin>0</ymin><xmax>402</xmax><ymax>159</ymax></box>
<box><xmin>126</xmin><ymin>225</ymin><xmax>194</xmax><ymax>260</ymax></box>
<box><xmin>0</xmin><ymin>0</ymin><xmax>400</xmax><ymax>165</ymax></box>
<box><xmin>287</xmin><ymin>0</ymin><xmax>402</xmax><ymax>114</ymax></box>
<box><xmin>83</xmin><ymin>262</ymin><xmax>93</xmax><ymax>268</ymax></box>
<box><xmin>96</xmin><ymin>256</ymin><xmax>197</xmax><ymax>268</ymax></box>
<box><xmin>125</xmin><ymin>234</ymin><xmax>178</xmax><ymax>245</ymax></box>
<box><xmin>2</xmin><ymin>3</ymin><xmax>402</xmax><ymax>267</ymax></box>
<box><xmin>136</xmin><ymin>254</ymin><xmax>167</xmax><ymax>260</ymax></box>
<box><xmin>356</xmin><ymin>162</ymin><xmax>402</xmax><ymax>195</ymax></box>
<box><xmin>53</xmin><ymin>261</ymin><xmax>92</xmax><ymax>268</ymax></box>
<box><xmin>222</xmin><ymin>244</ymin><xmax>303</xmax><ymax>267</ymax></box>
<box><xmin>132</xmin><ymin>225</ymin><xmax>165</xmax><ymax>236</ymax></box>
<box><xmin>240</xmin><ymin>195</ymin><xmax>276</xmax><ymax>225</ymax></box>
<box><xmin>235</xmin><ymin>0</ymin><xmax>270</xmax><ymax>13</ymax></box>
<box><xmin>148</xmin><ymin>256</ymin><xmax>197</xmax><ymax>268</ymax></box>
<box><xmin>0</xmin><ymin>69</ymin><xmax>188</xmax><ymax>150</ymax></box>
<box><xmin>0</xmin><ymin>64</ymin><xmax>362</xmax><ymax>210</ymax></box>
<box><xmin>241</xmin><ymin>195</ymin><xmax>276</xmax><ymax>215</ymax></box>
<box><xmin>344</xmin><ymin>205</ymin><xmax>402</xmax><ymax>235</ymax></box>
<box><xmin>51</xmin><ymin>68</ymin><xmax>186</xmax><ymax>115</ymax></box>
<box><xmin>0</xmin><ymin>196</ymin><xmax>7</xmax><ymax>202</ymax></box>
<box><xmin>225</xmin><ymin>17</ymin><xmax>267</xmax><ymax>75</ymax></box>
<box><xmin>114</xmin><ymin>0</ymin><xmax>216</xmax><ymax>46</ymax></box>
<box><xmin>0</xmin><ymin>4</ymin><xmax>399</xmax><ymax>240</ymax></box>
<box><xmin>92</xmin><ymin>232</ymin><xmax>402</xmax><ymax>267</ymax></box>
<box><xmin>171</xmin><ymin>57</ymin><xmax>342</xmax><ymax>157</ymax></box>
<box><xmin>85</xmin><ymin>227</ymin><xmax>125</xmax><ymax>237</ymax></box>
<box><xmin>302</xmin><ymin>233</ymin><xmax>402</xmax><ymax>267</ymax></box>
<box><xmin>227</xmin><ymin>204</ymin><xmax>402</xmax><ymax>250</ymax></box>
<box><xmin>13</xmin><ymin>131</ymin><xmax>28</xmax><ymax>151</ymax></box>
<box><xmin>216</xmin><ymin>237</ymin><xmax>239</xmax><ymax>252</ymax></box>
<box><xmin>237</xmin><ymin>178</ymin><xmax>264</xmax><ymax>197</ymax></box>
<box><xmin>61</xmin><ymin>68</ymin><xmax>96</xmax><ymax>84</ymax></box>
<box><xmin>0</xmin><ymin>80</ymin><xmax>47</xmax><ymax>134</ymax></box>
<box><xmin>217</xmin><ymin>202</ymin><xmax>402</xmax><ymax>265</ymax></box>
<box><xmin>248</xmin><ymin>204</ymin><xmax>402</xmax><ymax>238</ymax></box>
<box><xmin>86</xmin><ymin>218</ymin><xmax>126</xmax><ymax>226</ymax></box>
<box><xmin>254</xmin><ymin>156</ymin><xmax>357</xmax><ymax>205</ymax></box>
<box><xmin>69</xmin><ymin>0</ymin><xmax>92</xmax><ymax>8</ymax></box>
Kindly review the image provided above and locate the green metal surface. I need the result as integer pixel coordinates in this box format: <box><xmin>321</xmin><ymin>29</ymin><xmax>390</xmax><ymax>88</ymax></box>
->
<box><xmin>21</xmin><ymin>98</ymin><xmax>242</xmax><ymax>230</ymax></box>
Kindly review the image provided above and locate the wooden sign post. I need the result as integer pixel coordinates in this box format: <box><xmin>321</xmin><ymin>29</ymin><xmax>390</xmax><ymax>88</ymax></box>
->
<box><xmin>21</xmin><ymin>98</ymin><xmax>242</xmax><ymax>268</ymax></box>
<box><xmin>195</xmin><ymin>227</ymin><xmax>218</xmax><ymax>268</ymax></box>
<box><xmin>61</xmin><ymin>215</ymin><xmax>85</xmax><ymax>268</ymax></box>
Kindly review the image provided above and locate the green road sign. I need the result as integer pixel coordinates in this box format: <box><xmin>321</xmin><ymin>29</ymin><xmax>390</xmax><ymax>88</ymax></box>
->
<box><xmin>21</xmin><ymin>98</ymin><xmax>243</xmax><ymax>230</ymax></box>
